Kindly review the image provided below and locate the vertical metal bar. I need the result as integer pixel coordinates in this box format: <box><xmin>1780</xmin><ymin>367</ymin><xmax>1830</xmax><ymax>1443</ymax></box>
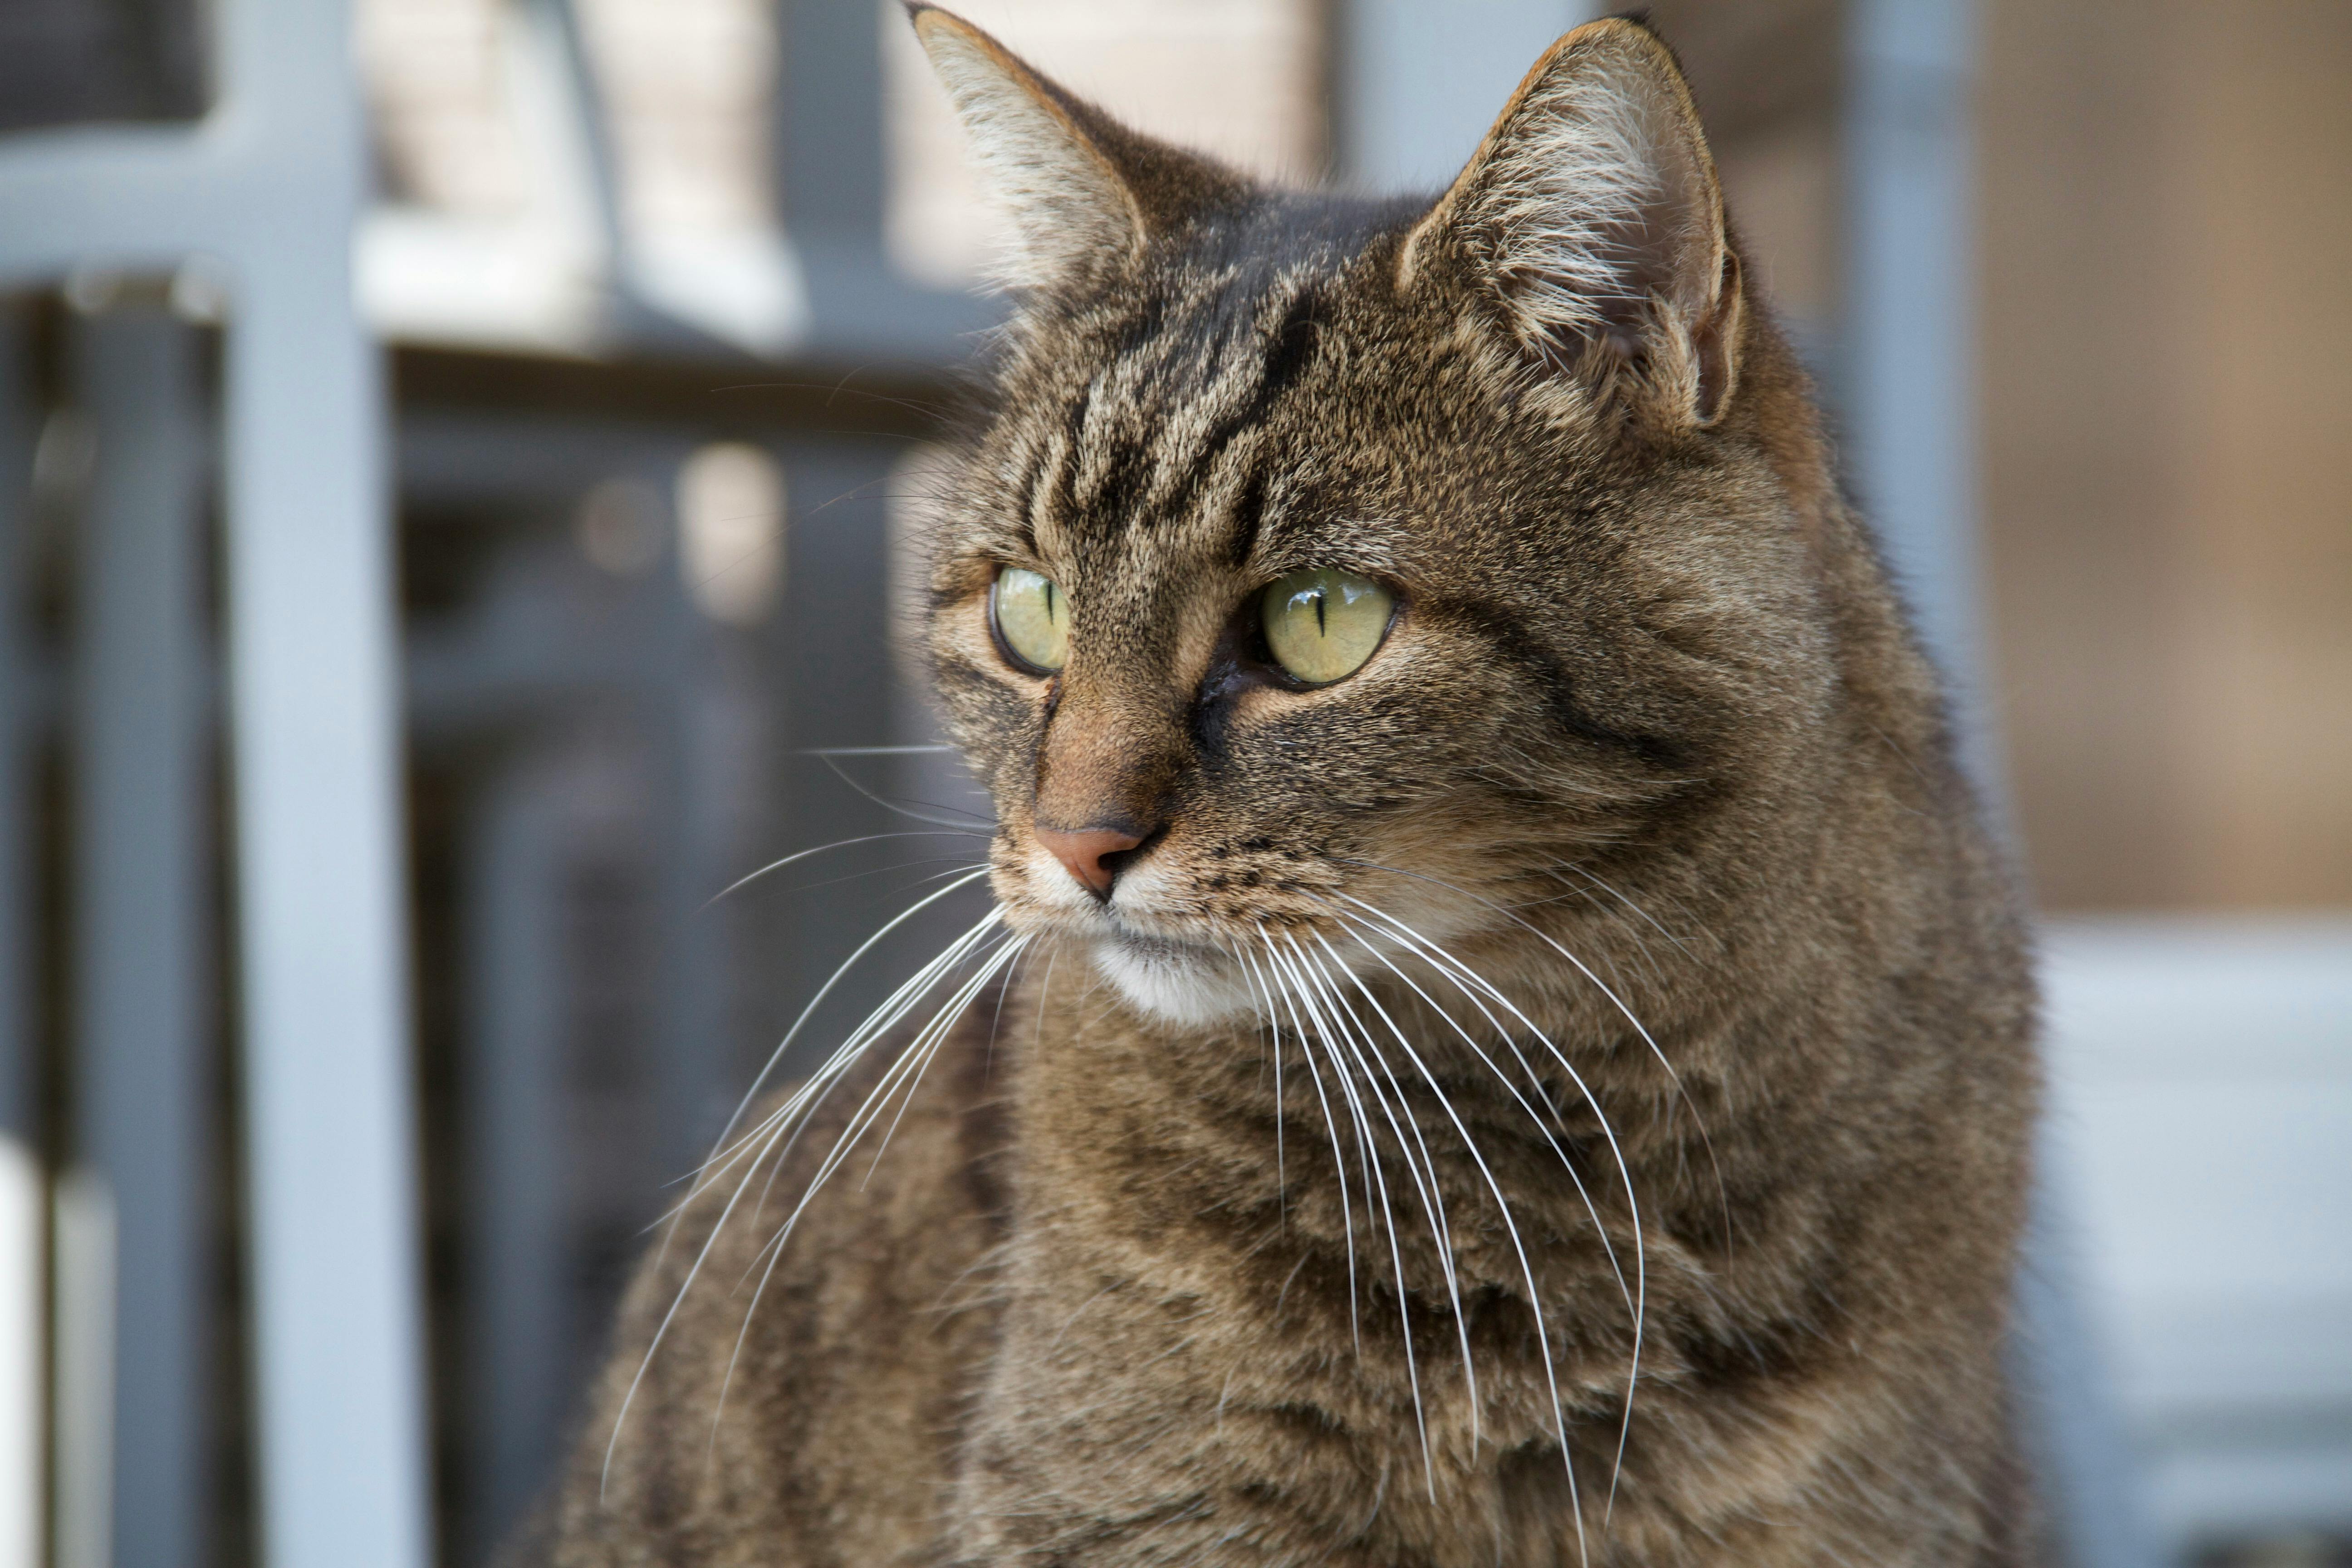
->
<box><xmin>50</xmin><ymin>1169</ymin><xmax>111</xmax><ymax>1568</ymax></box>
<box><xmin>651</xmin><ymin>710</ymin><xmax>729</xmax><ymax>1171</ymax></box>
<box><xmin>0</xmin><ymin>0</ymin><xmax>433</xmax><ymax>1553</ymax></box>
<box><xmin>534</xmin><ymin>0</ymin><xmax>630</xmax><ymax>270</ymax></box>
<box><xmin>776</xmin><ymin>0</ymin><xmax>885</xmax><ymax>243</ymax></box>
<box><xmin>650</xmin><ymin>466</ymin><xmax>730</xmax><ymax>1175</ymax></box>
<box><xmin>773</xmin><ymin>0</ymin><xmax>985</xmax><ymax>354</ymax></box>
<box><xmin>224</xmin><ymin>255</ymin><xmax>429</xmax><ymax>1568</ymax></box>
<box><xmin>771</xmin><ymin>0</ymin><xmax>884</xmax><ymax>343</ymax></box>
<box><xmin>767</xmin><ymin>442</ymin><xmax>901</xmax><ymax>1073</ymax></box>
<box><xmin>215</xmin><ymin>0</ymin><xmax>429</xmax><ymax>1551</ymax></box>
<box><xmin>465</xmin><ymin>755</ymin><xmax>568</xmax><ymax>1561</ymax></box>
<box><xmin>1844</xmin><ymin>0</ymin><xmax>1991</xmax><ymax>765</ymax></box>
<box><xmin>0</xmin><ymin>306</ymin><xmax>44</xmax><ymax>1568</ymax></box>
<box><xmin>2012</xmin><ymin>1124</ymin><xmax>2162</xmax><ymax>1568</ymax></box>
<box><xmin>69</xmin><ymin>304</ymin><xmax>211</xmax><ymax>1568</ymax></box>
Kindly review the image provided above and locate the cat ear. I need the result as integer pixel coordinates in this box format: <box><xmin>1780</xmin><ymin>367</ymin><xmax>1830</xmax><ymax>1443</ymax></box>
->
<box><xmin>1401</xmin><ymin>18</ymin><xmax>1742</xmax><ymax>426</ymax></box>
<box><xmin>907</xmin><ymin>6</ymin><xmax>1149</xmax><ymax>291</ymax></box>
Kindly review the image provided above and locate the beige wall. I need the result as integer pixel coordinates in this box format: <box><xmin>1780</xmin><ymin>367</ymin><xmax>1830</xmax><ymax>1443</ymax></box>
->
<box><xmin>1980</xmin><ymin>0</ymin><xmax>2352</xmax><ymax>910</ymax></box>
<box><xmin>1677</xmin><ymin>0</ymin><xmax>2352</xmax><ymax>912</ymax></box>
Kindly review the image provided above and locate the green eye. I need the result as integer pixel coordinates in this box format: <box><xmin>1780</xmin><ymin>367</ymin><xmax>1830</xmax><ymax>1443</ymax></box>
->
<box><xmin>992</xmin><ymin>565</ymin><xmax>1069</xmax><ymax>673</ymax></box>
<box><xmin>1260</xmin><ymin>568</ymin><xmax>1394</xmax><ymax>686</ymax></box>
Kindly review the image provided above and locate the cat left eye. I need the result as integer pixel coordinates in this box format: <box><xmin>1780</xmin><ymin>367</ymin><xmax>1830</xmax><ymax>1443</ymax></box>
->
<box><xmin>991</xmin><ymin>565</ymin><xmax>1069</xmax><ymax>674</ymax></box>
<box><xmin>1260</xmin><ymin>568</ymin><xmax>1395</xmax><ymax>686</ymax></box>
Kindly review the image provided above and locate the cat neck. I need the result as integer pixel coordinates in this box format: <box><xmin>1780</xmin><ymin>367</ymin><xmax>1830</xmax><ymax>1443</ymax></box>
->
<box><xmin>1000</xmin><ymin>951</ymin><xmax>1715</xmax><ymax>1297</ymax></box>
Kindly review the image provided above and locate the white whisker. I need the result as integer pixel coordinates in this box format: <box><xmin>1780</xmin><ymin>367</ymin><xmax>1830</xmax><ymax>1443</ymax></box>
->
<box><xmin>1319</xmin><ymin>903</ymin><xmax>1632</xmax><ymax>1320</ymax></box>
<box><xmin>1266</xmin><ymin>934</ymin><xmax>1431</xmax><ymax>1495</ymax></box>
<box><xmin>702</xmin><ymin>830</ymin><xmax>985</xmax><ymax>909</ymax></box>
<box><xmin>1291</xmin><ymin>935</ymin><xmax>1461</xmax><ymax>1497</ymax></box>
<box><xmin>1346</xmin><ymin>858</ymin><xmax>1735</xmax><ymax>1520</ymax></box>
<box><xmin>1334</xmin><ymin>891</ymin><xmax>1641</xmax><ymax>1531</ymax></box>
<box><xmin>816</xmin><ymin>750</ymin><xmax>997</xmax><ymax>829</ymax></box>
<box><xmin>1239</xmin><ymin>941</ymin><xmax>1360</xmax><ymax>1352</ymax></box>
<box><xmin>711</xmin><ymin>932</ymin><xmax>1032</xmax><ymax>1449</ymax></box>
<box><xmin>1349</xmin><ymin>859</ymin><xmax>1729</xmax><ymax>1260</ymax></box>
<box><xmin>1551</xmin><ymin>860</ymin><xmax>1695</xmax><ymax>960</ymax></box>
<box><xmin>736</xmin><ymin>918</ymin><xmax>1013</xmax><ymax>1233</ymax></box>
<box><xmin>1307</xmin><ymin>931</ymin><xmax>1504</xmax><ymax>1434</ymax></box>
<box><xmin>602</xmin><ymin>891</ymin><xmax>1002</xmax><ymax>1495</ymax></box>
<box><xmin>862</xmin><ymin>937</ymin><xmax>1029</xmax><ymax>1183</ymax></box>
<box><xmin>673</xmin><ymin>915</ymin><xmax>1005</xmax><ymax>1254</ymax></box>
<box><xmin>667</xmin><ymin>867</ymin><xmax>998</xmax><ymax>1233</ymax></box>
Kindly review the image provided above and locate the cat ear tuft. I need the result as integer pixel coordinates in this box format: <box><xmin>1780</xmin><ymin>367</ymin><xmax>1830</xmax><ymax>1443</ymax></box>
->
<box><xmin>908</xmin><ymin>6</ymin><xmax>1146</xmax><ymax>292</ymax></box>
<box><xmin>1402</xmin><ymin>19</ymin><xmax>1742</xmax><ymax>426</ymax></box>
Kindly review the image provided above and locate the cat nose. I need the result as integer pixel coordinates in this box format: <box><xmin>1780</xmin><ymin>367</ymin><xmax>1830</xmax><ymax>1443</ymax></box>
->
<box><xmin>1034</xmin><ymin>823</ymin><xmax>1145</xmax><ymax>897</ymax></box>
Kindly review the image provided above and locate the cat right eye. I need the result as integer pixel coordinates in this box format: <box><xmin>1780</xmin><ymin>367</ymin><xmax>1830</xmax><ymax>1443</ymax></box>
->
<box><xmin>991</xmin><ymin>565</ymin><xmax>1070</xmax><ymax>674</ymax></box>
<box><xmin>1259</xmin><ymin>568</ymin><xmax>1394</xmax><ymax>686</ymax></box>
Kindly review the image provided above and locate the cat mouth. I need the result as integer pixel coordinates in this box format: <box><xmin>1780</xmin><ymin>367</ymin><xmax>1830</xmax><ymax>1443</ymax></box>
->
<box><xmin>1003</xmin><ymin>858</ymin><xmax>1321</xmax><ymax>1022</ymax></box>
<box><xmin>1100</xmin><ymin>923</ymin><xmax>1212</xmax><ymax>960</ymax></box>
<box><xmin>1090</xmin><ymin>911</ymin><xmax>1237</xmax><ymax>975</ymax></box>
<box><xmin>1012</xmin><ymin>873</ymin><xmax>1234</xmax><ymax>956</ymax></box>
<box><xmin>1086</xmin><ymin>925</ymin><xmax>1260</xmax><ymax>1025</ymax></box>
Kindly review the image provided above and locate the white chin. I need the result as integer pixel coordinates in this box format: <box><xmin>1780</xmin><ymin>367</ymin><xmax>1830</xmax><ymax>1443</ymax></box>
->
<box><xmin>1090</xmin><ymin>938</ymin><xmax>1259</xmax><ymax>1027</ymax></box>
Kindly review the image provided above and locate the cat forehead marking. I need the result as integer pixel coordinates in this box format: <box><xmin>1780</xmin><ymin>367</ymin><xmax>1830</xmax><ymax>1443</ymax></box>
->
<box><xmin>1009</xmin><ymin>201</ymin><xmax>1398</xmax><ymax>578</ymax></box>
<box><xmin>1037</xmin><ymin>279</ymin><xmax>1320</xmax><ymax>564</ymax></box>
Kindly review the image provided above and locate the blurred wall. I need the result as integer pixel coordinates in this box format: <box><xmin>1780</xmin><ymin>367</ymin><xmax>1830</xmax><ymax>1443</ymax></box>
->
<box><xmin>1981</xmin><ymin>0</ymin><xmax>2352</xmax><ymax>912</ymax></box>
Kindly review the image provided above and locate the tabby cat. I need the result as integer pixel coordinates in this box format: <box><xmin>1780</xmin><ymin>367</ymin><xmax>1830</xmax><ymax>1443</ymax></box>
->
<box><xmin>534</xmin><ymin>9</ymin><xmax>2040</xmax><ymax>1564</ymax></box>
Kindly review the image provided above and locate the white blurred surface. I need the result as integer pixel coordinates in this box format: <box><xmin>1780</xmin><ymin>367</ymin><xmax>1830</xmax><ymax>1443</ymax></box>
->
<box><xmin>0</xmin><ymin>1141</ymin><xmax>36</xmax><ymax>1568</ymax></box>
<box><xmin>2041</xmin><ymin>917</ymin><xmax>2352</xmax><ymax>1552</ymax></box>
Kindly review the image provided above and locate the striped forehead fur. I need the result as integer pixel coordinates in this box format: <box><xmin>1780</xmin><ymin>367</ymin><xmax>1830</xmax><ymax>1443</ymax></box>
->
<box><xmin>1097</xmin><ymin>277</ymin><xmax>1320</xmax><ymax>525</ymax></box>
<box><xmin>1020</xmin><ymin>250</ymin><xmax>1346</xmax><ymax>559</ymax></box>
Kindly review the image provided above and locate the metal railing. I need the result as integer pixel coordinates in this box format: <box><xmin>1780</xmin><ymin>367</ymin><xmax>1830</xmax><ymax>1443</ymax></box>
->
<box><xmin>0</xmin><ymin>0</ymin><xmax>424</xmax><ymax>1561</ymax></box>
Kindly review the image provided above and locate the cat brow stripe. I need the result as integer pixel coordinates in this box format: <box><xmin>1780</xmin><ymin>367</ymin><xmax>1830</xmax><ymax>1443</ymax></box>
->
<box><xmin>1149</xmin><ymin>287</ymin><xmax>1324</xmax><ymax>530</ymax></box>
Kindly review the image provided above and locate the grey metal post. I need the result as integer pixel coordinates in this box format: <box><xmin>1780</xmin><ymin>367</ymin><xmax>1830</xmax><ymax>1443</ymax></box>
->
<box><xmin>0</xmin><ymin>306</ymin><xmax>42</xmax><ymax>1568</ymax></box>
<box><xmin>647</xmin><ymin>497</ymin><xmax>733</xmax><ymax>1177</ymax></box>
<box><xmin>775</xmin><ymin>0</ymin><xmax>990</xmax><ymax>357</ymax></box>
<box><xmin>779</xmin><ymin>0</ymin><xmax>886</xmax><ymax>241</ymax></box>
<box><xmin>1844</xmin><ymin>0</ymin><xmax>1990</xmax><ymax>755</ymax></box>
<box><xmin>769</xmin><ymin>441</ymin><xmax>905</xmax><ymax>1073</ymax></box>
<box><xmin>216</xmin><ymin>0</ymin><xmax>430</xmax><ymax>1558</ymax></box>
<box><xmin>651</xmin><ymin>664</ymin><xmax>734</xmax><ymax>1173</ymax></box>
<box><xmin>0</xmin><ymin>0</ymin><xmax>433</xmax><ymax>1555</ymax></box>
<box><xmin>224</xmin><ymin>246</ymin><xmax>428</xmax><ymax>1568</ymax></box>
<box><xmin>69</xmin><ymin>304</ymin><xmax>212</xmax><ymax>1568</ymax></box>
<box><xmin>2013</xmin><ymin>1123</ymin><xmax>2163</xmax><ymax>1568</ymax></box>
<box><xmin>465</xmin><ymin>754</ymin><xmax>569</xmax><ymax>1560</ymax></box>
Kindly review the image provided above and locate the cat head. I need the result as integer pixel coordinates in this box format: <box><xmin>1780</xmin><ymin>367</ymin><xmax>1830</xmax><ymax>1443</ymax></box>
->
<box><xmin>911</xmin><ymin>7</ymin><xmax>1849</xmax><ymax>1026</ymax></box>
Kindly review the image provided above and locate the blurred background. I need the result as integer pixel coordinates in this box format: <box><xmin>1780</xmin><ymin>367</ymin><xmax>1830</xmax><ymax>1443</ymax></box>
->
<box><xmin>0</xmin><ymin>1</ymin><xmax>2344</xmax><ymax>1566</ymax></box>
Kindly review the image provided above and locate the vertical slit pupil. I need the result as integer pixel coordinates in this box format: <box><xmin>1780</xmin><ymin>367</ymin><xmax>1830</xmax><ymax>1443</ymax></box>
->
<box><xmin>1313</xmin><ymin>589</ymin><xmax>1326</xmax><ymax>636</ymax></box>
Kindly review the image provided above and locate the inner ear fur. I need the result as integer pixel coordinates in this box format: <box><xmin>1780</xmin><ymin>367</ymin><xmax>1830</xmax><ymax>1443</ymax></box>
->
<box><xmin>1401</xmin><ymin>18</ymin><xmax>1743</xmax><ymax>427</ymax></box>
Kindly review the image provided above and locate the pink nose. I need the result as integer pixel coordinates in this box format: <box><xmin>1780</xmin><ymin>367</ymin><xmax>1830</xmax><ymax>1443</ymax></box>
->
<box><xmin>1033</xmin><ymin>824</ymin><xmax>1144</xmax><ymax>897</ymax></box>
